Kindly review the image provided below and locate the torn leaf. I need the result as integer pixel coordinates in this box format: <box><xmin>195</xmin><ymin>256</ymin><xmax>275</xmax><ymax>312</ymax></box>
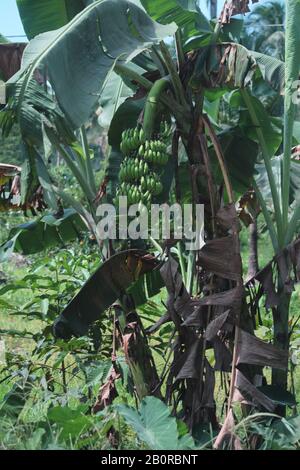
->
<box><xmin>237</xmin><ymin>329</ymin><xmax>288</xmax><ymax>370</ymax></box>
<box><xmin>219</xmin><ymin>0</ymin><xmax>259</xmax><ymax>24</ymax></box>
<box><xmin>235</xmin><ymin>370</ymin><xmax>276</xmax><ymax>412</ymax></box>
<box><xmin>205</xmin><ymin>310</ymin><xmax>231</xmax><ymax>341</ymax></box>
<box><xmin>198</xmin><ymin>236</ymin><xmax>242</xmax><ymax>281</ymax></box>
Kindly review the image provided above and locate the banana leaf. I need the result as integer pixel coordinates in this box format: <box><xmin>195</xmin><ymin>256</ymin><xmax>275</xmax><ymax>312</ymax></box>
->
<box><xmin>255</xmin><ymin>155</ymin><xmax>300</xmax><ymax>211</ymax></box>
<box><xmin>9</xmin><ymin>0</ymin><xmax>176</xmax><ymax>132</ymax></box>
<box><xmin>53</xmin><ymin>249</ymin><xmax>159</xmax><ymax>338</ymax></box>
<box><xmin>0</xmin><ymin>208</ymin><xmax>86</xmax><ymax>261</ymax></box>
<box><xmin>140</xmin><ymin>0</ymin><xmax>212</xmax><ymax>37</ymax></box>
<box><xmin>16</xmin><ymin>0</ymin><xmax>89</xmax><ymax>39</ymax></box>
<box><xmin>190</xmin><ymin>43</ymin><xmax>284</xmax><ymax>94</ymax></box>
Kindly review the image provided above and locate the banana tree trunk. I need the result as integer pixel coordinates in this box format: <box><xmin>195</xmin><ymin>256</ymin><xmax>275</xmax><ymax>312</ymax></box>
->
<box><xmin>247</xmin><ymin>218</ymin><xmax>259</xmax><ymax>280</ymax></box>
<box><xmin>114</xmin><ymin>302</ymin><xmax>162</xmax><ymax>400</ymax></box>
<box><xmin>272</xmin><ymin>287</ymin><xmax>291</xmax><ymax>394</ymax></box>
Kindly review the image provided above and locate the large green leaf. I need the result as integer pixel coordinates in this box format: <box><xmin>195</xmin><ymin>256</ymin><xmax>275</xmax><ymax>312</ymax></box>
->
<box><xmin>16</xmin><ymin>0</ymin><xmax>88</xmax><ymax>39</ymax></box>
<box><xmin>0</xmin><ymin>208</ymin><xmax>86</xmax><ymax>260</ymax></box>
<box><xmin>2</xmin><ymin>78</ymin><xmax>74</xmax><ymax>146</ymax></box>
<box><xmin>251</xmin><ymin>51</ymin><xmax>284</xmax><ymax>94</ymax></box>
<box><xmin>229</xmin><ymin>90</ymin><xmax>282</xmax><ymax>156</ymax></box>
<box><xmin>10</xmin><ymin>0</ymin><xmax>176</xmax><ymax>131</ymax></box>
<box><xmin>98</xmin><ymin>72</ymin><xmax>134</xmax><ymax>129</ymax></box>
<box><xmin>140</xmin><ymin>0</ymin><xmax>212</xmax><ymax>36</ymax></box>
<box><xmin>117</xmin><ymin>396</ymin><xmax>196</xmax><ymax>450</ymax></box>
<box><xmin>282</xmin><ymin>0</ymin><xmax>300</xmax><ymax>225</ymax></box>
<box><xmin>255</xmin><ymin>155</ymin><xmax>300</xmax><ymax>210</ymax></box>
<box><xmin>47</xmin><ymin>405</ymin><xmax>92</xmax><ymax>440</ymax></box>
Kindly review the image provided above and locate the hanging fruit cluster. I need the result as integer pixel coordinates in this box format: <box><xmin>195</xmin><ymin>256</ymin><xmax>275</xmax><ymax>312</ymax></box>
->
<box><xmin>115</xmin><ymin>122</ymin><xmax>171</xmax><ymax>207</ymax></box>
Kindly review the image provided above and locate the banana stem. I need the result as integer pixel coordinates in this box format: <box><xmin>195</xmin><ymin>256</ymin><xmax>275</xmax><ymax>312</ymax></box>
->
<box><xmin>80</xmin><ymin>125</ymin><xmax>97</xmax><ymax>195</ymax></box>
<box><xmin>285</xmin><ymin>201</ymin><xmax>300</xmax><ymax>245</ymax></box>
<box><xmin>252</xmin><ymin>179</ymin><xmax>279</xmax><ymax>252</ymax></box>
<box><xmin>143</xmin><ymin>77</ymin><xmax>171</xmax><ymax>138</ymax></box>
<box><xmin>159</xmin><ymin>41</ymin><xmax>187</xmax><ymax>108</ymax></box>
<box><xmin>202</xmin><ymin>114</ymin><xmax>234</xmax><ymax>204</ymax></box>
<box><xmin>114</xmin><ymin>64</ymin><xmax>153</xmax><ymax>90</ymax></box>
<box><xmin>175</xmin><ymin>30</ymin><xmax>185</xmax><ymax>73</ymax></box>
<box><xmin>115</xmin><ymin>63</ymin><xmax>190</xmax><ymax>134</ymax></box>
<box><xmin>241</xmin><ymin>88</ymin><xmax>283</xmax><ymax>247</ymax></box>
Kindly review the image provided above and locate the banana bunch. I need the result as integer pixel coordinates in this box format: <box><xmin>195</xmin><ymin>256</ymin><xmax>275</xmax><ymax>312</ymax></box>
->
<box><xmin>116</xmin><ymin>122</ymin><xmax>172</xmax><ymax>207</ymax></box>
<box><xmin>120</xmin><ymin>127</ymin><xmax>146</xmax><ymax>155</ymax></box>
<box><xmin>119</xmin><ymin>158</ymin><xmax>149</xmax><ymax>183</ymax></box>
<box><xmin>140</xmin><ymin>173</ymin><xmax>163</xmax><ymax>195</ymax></box>
<box><xmin>138</xmin><ymin>140</ymin><xmax>168</xmax><ymax>166</ymax></box>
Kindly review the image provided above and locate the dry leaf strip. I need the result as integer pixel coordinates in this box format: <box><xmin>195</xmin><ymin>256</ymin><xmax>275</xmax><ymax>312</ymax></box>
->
<box><xmin>237</xmin><ymin>328</ymin><xmax>288</xmax><ymax>370</ymax></box>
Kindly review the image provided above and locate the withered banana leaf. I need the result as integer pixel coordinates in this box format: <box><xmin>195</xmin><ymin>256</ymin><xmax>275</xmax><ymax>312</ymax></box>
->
<box><xmin>53</xmin><ymin>249</ymin><xmax>158</xmax><ymax>339</ymax></box>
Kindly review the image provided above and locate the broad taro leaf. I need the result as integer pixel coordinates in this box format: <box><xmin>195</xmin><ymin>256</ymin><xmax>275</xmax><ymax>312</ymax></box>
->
<box><xmin>16</xmin><ymin>0</ymin><xmax>89</xmax><ymax>39</ymax></box>
<box><xmin>53</xmin><ymin>250</ymin><xmax>159</xmax><ymax>339</ymax></box>
<box><xmin>47</xmin><ymin>405</ymin><xmax>92</xmax><ymax>440</ymax></box>
<box><xmin>0</xmin><ymin>208</ymin><xmax>86</xmax><ymax>261</ymax></box>
<box><xmin>117</xmin><ymin>396</ymin><xmax>195</xmax><ymax>450</ymax></box>
<box><xmin>9</xmin><ymin>0</ymin><xmax>176</xmax><ymax>132</ymax></box>
<box><xmin>272</xmin><ymin>414</ymin><xmax>300</xmax><ymax>446</ymax></box>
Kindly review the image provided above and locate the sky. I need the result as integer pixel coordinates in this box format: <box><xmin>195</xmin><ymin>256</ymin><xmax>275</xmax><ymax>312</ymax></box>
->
<box><xmin>0</xmin><ymin>0</ymin><xmax>26</xmax><ymax>39</ymax></box>
<box><xmin>0</xmin><ymin>0</ymin><xmax>283</xmax><ymax>42</ymax></box>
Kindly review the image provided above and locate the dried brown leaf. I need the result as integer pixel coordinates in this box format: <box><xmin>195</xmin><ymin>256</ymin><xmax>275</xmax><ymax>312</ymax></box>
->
<box><xmin>237</xmin><ymin>328</ymin><xmax>288</xmax><ymax>370</ymax></box>
<box><xmin>205</xmin><ymin>309</ymin><xmax>231</xmax><ymax>341</ymax></box>
<box><xmin>0</xmin><ymin>43</ymin><xmax>26</xmax><ymax>81</ymax></box>
<box><xmin>183</xmin><ymin>286</ymin><xmax>244</xmax><ymax>327</ymax></box>
<box><xmin>219</xmin><ymin>0</ymin><xmax>259</xmax><ymax>24</ymax></box>
<box><xmin>198</xmin><ymin>235</ymin><xmax>242</xmax><ymax>281</ymax></box>
<box><xmin>216</xmin><ymin>203</ymin><xmax>240</xmax><ymax>231</ymax></box>
<box><xmin>235</xmin><ymin>370</ymin><xmax>276</xmax><ymax>412</ymax></box>
<box><xmin>213</xmin><ymin>337</ymin><xmax>232</xmax><ymax>372</ymax></box>
<box><xmin>255</xmin><ymin>263</ymin><xmax>279</xmax><ymax>309</ymax></box>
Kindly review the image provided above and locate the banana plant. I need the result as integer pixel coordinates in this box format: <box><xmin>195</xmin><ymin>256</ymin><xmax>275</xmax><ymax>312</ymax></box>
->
<box><xmin>1</xmin><ymin>0</ymin><xmax>299</xmax><ymax>443</ymax></box>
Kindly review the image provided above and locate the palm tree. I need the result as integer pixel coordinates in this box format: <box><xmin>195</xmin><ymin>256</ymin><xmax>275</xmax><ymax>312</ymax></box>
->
<box><xmin>242</xmin><ymin>0</ymin><xmax>285</xmax><ymax>59</ymax></box>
